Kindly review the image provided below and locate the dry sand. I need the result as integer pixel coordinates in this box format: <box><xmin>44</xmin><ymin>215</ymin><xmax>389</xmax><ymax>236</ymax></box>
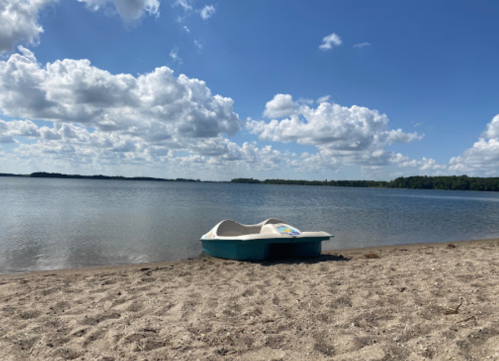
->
<box><xmin>1</xmin><ymin>239</ymin><xmax>499</xmax><ymax>361</ymax></box>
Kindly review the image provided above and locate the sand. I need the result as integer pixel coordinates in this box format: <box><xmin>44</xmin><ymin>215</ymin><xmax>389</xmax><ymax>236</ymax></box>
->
<box><xmin>1</xmin><ymin>239</ymin><xmax>499</xmax><ymax>361</ymax></box>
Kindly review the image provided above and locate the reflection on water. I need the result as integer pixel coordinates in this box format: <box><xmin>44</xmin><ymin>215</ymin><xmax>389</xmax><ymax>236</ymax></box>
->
<box><xmin>1</xmin><ymin>177</ymin><xmax>499</xmax><ymax>273</ymax></box>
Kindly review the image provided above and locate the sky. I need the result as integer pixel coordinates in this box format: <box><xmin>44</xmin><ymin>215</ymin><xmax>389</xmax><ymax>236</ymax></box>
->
<box><xmin>0</xmin><ymin>0</ymin><xmax>498</xmax><ymax>181</ymax></box>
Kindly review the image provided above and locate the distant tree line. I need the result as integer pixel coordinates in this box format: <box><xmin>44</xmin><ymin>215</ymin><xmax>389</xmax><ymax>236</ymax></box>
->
<box><xmin>0</xmin><ymin>172</ymin><xmax>202</xmax><ymax>183</ymax></box>
<box><xmin>387</xmin><ymin>175</ymin><xmax>499</xmax><ymax>192</ymax></box>
<box><xmin>231</xmin><ymin>175</ymin><xmax>499</xmax><ymax>192</ymax></box>
<box><xmin>2</xmin><ymin>173</ymin><xmax>499</xmax><ymax>191</ymax></box>
<box><xmin>29</xmin><ymin>172</ymin><xmax>178</xmax><ymax>181</ymax></box>
<box><xmin>232</xmin><ymin>178</ymin><xmax>387</xmax><ymax>187</ymax></box>
<box><xmin>0</xmin><ymin>173</ymin><xmax>24</xmax><ymax>177</ymax></box>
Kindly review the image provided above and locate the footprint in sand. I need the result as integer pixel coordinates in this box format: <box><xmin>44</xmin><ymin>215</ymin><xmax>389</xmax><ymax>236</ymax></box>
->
<box><xmin>18</xmin><ymin>310</ymin><xmax>41</xmax><ymax>320</ymax></box>
<box><xmin>48</xmin><ymin>301</ymin><xmax>70</xmax><ymax>314</ymax></box>
<box><xmin>81</xmin><ymin>312</ymin><xmax>121</xmax><ymax>326</ymax></box>
<box><xmin>83</xmin><ymin>330</ymin><xmax>105</xmax><ymax>347</ymax></box>
<box><xmin>72</xmin><ymin>329</ymin><xmax>87</xmax><ymax>337</ymax></box>
<box><xmin>53</xmin><ymin>348</ymin><xmax>80</xmax><ymax>360</ymax></box>
<box><xmin>125</xmin><ymin>301</ymin><xmax>143</xmax><ymax>313</ymax></box>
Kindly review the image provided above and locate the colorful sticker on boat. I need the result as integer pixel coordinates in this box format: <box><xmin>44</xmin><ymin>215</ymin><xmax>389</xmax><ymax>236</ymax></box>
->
<box><xmin>203</xmin><ymin>232</ymin><xmax>216</xmax><ymax>239</ymax></box>
<box><xmin>278</xmin><ymin>227</ymin><xmax>300</xmax><ymax>236</ymax></box>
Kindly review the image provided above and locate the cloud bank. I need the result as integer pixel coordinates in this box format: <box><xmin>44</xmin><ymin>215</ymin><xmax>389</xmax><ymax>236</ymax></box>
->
<box><xmin>0</xmin><ymin>47</ymin><xmax>289</xmax><ymax>177</ymax></box>
<box><xmin>0</xmin><ymin>48</ymin><xmax>447</xmax><ymax>180</ymax></box>
<box><xmin>250</xmin><ymin>94</ymin><xmax>423</xmax><ymax>171</ymax></box>
<box><xmin>0</xmin><ymin>47</ymin><xmax>240</xmax><ymax>139</ymax></box>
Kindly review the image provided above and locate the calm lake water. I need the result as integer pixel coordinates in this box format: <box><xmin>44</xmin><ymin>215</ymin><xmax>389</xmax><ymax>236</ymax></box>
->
<box><xmin>1</xmin><ymin>177</ymin><xmax>499</xmax><ymax>273</ymax></box>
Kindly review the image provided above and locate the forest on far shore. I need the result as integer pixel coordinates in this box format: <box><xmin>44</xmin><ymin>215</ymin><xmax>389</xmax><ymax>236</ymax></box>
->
<box><xmin>1</xmin><ymin>172</ymin><xmax>499</xmax><ymax>192</ymax></box>
<box><xmin>231</xmin><ymin>175</ymin><xmax>499</xmax><ymax>192</ymax></box>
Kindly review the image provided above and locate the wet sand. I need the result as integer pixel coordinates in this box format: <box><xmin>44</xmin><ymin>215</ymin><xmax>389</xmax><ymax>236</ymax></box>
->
<box><xmin>1</xmin><ymin>239</ymin><xmax>499</xmax><ymax>360</ymax></box>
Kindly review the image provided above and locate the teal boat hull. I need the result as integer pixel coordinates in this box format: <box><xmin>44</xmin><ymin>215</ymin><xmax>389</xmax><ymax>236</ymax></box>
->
<box><xmin>201</xmin><ymin>237</ymin><xmax>330</xmax><ymax>261</ymax></box>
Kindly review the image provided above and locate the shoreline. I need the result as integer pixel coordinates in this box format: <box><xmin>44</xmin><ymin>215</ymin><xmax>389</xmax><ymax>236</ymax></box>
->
<box><xmin>1</xmin><ymin>237</ymin><xmax>497</xmax><ymax>279</ymax></box>
<box><xmin>1</xmin><ymin>237</ymin><xmax>498</xmax><ymax>360</ymax></box>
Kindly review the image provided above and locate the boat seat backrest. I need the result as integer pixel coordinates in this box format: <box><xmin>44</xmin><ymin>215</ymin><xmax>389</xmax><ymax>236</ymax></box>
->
<box><xmin>217</xmin><ymin>220</ymin><xmax>261</xmax><ymax>237</ymax></box>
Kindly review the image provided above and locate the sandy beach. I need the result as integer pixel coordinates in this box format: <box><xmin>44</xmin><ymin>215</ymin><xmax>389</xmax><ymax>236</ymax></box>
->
<box><xmin>1</xmin><ymin>239</ymin><xmax>499</xmax><ymax>361</ymax></box>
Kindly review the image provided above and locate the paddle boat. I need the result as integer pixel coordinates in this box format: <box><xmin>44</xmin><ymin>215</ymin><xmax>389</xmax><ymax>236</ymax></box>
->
<box><xmin>201</xmin><ymin>218</ymin><xmax>332</xmax><ymax>261</ymax></box>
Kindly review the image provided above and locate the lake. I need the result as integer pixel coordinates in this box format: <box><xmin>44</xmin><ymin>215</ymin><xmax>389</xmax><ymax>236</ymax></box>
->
<box><xmin>1</xmin><ymin>177</ymin><xmax>499</xmax><ymax>273</ymax></box>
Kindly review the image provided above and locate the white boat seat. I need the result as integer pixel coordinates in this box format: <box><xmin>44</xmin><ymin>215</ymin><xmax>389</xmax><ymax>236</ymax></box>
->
<box><xmin>217</xmin><ymin>220</ymin><xmax>260</xmax><ymax>236</ymax></box>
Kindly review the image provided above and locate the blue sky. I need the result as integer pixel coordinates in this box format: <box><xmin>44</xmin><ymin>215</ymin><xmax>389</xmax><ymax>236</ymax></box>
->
<box><xmin>0</xmin><ymin>0</ymin><xmax>498</xmax><ymax>180</ymax></box>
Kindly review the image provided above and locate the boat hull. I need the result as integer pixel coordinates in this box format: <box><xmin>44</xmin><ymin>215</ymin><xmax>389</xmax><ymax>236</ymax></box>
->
<box><xmin>201</xmin><ymin>236</ymin><xmax>329</xmax><ymax>261</ymax></box>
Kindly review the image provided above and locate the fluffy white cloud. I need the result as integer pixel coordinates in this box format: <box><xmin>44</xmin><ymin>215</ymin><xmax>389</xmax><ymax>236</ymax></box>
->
<box><xmin>77</xmin><ymin>0</ymin><xmax>160</xmax><ymax>20</ymax></box>
<box><xmin>0</xmin><ymin>0</ymin><xmax>56</xmax><ymax>54</ymax></box>
<box><xmin>254</xmin><ymin>98</ymin><xmax>421</xmax><ymax>149</ymax></box>
<box><xmin>392</xmin><ymin>153</ymin><xmax>447</xmax><ymax>173</ymax></box>
<box><xmin>250</xmin><ymin>95</ymin><xmax>423</xmax><ymax>169</ymax></box>
<box><xmin>319</xmin><ymin>33</ymin><xmax>342</xmax><ymax>51</ymax></box>
<box><xmin>450</xmin><ymin>138</ymin><xmax>499</xmax><ymax>174</ymax></box>
<box><xmin>199</xmin><ymin>5</ymin><xmax>215</xmax><ymax>20</ymax></box>
<box><xmin>0</xmin><ymin>119</ymin><xmax>41</xmax><ymax>140</ymax></box>
<box><xmin>3</xmin><ymin>120</ymin><xmax>167</xmax><ymax>162</ymax></box>
<box><xmin>482</xmin><ymin>114</ymin><xmax>499</xmax><ymax>139</ymax></box>
<box><xmin>263</xmin><ymin>94</ymin><xmax>296</xmax><ymax>118</ymax></box>
<box><xmin>390</xmin><ymin>114</ymin><xmax>499</xmax><ymax>177</ymax></box>
<box><xmin>0</xmin><ymin>47</ymin><xmax>240</xmax><ymax>140</ymax></box>
<box><xmin>449</xmin><ymin>115</ymin><xmax>499</xmax><ymax>175</ymax></box>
